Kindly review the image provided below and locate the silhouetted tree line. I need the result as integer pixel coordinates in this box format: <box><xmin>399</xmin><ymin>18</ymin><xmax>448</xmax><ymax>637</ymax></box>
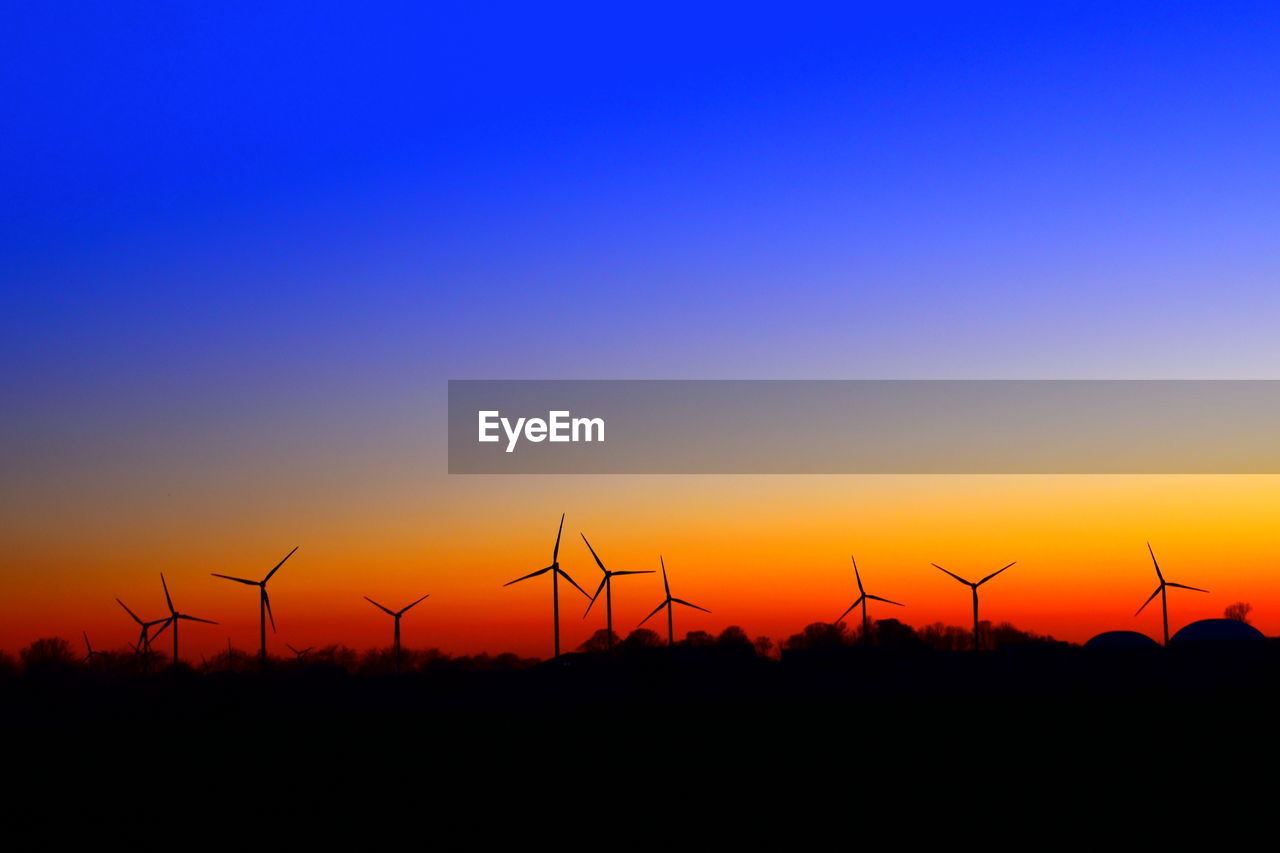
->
<box><xmin>577</xmin><ymin>625</ymin><xmax>776</xmax><ymax>657</ymax></box>
<box><xmin>782</xmin><ymin>618</ymin><xmax>1057</xmax><ymax>651</ymax></box>
<box><xmin>1</xmin><ymin>636</ymin><xmax>540</xmax><ymax>678</ymax></box>
<box><xmin>0</xmin><ymin>618</ymin><xmax>1068</xmax><ymax>679</ymax></box>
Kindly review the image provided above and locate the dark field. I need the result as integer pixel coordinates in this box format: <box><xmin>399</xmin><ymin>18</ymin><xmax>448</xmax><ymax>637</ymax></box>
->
<box><xmin>7</xmin><ymin>641</ymin><xmax>1276</xmax><ymax>839</ymax></box>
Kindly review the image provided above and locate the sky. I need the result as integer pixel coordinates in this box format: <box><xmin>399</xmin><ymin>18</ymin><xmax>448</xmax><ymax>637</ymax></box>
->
<box><xmin>3</xmin><ymin>2</ymin><xmax>1280</xmax><ymax>658</ymax></box>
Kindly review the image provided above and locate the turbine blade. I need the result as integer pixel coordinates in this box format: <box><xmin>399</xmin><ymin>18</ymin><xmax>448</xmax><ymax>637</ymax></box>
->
<box><xmin>584</xmin><ymin>576</ymin><xmax>608</xmax><ymax>617</ymax></box>
<box><xmin>557</xmin><ymin>568</ymin><xmax>592</xmax><ymax>599</ymax></box>
<box><xmin>833</xmin><ymin>602</ymin><xmax>858</xmax><ymax>625</ymax></box>
<box><xmin>977</xmin><ymin>562</ymin><xmax>1015</xmax><ymax>586</ymax></box>
<box><xmin>852</xmin><ymin>556</ymin><xmax>864</xmax><ymax>594</ymax></box>
<box><xmin>180</xmin><ymin>614</ymin><xmax>218</xmax><ymax>625</ymax></box>
<box><xmin>504</xmin><ymin>566</ymin><xmax>553</xmax><ymax>586</ymax></box>
<box><xmin>160</xmin><ymin>573</ymin><xmax>174</xmax><ymax>613</ymax></box>
<box><xmin>399</xmin><ymin>593</ymin><xmax>430</xmax><ymax>615</ymax></box>
<box><xmin>263</xmin><ymin>589</ymin><xmax>276</xmax><ymax>632</ymax></box>
<box><xmin>364</xmin><ymin>596</ymin><xmax>396</xmax><ymax>616</ymax></box>
<box><xmin>1135</xmin><ymin>586</ymin><xmax>1162</xmax><ymax>616</ymax></box>
<box><xmin>581</xmin><ymin>533</ymin><xmax>606</xmax><ymax>574</ymax></box>
<box><xmin>932</xmin><ymin>564</ymin><xmax>972</xmax><ymax>586</ymax></box>
<box><xmin>150</xmin><ymin>617</ymin><xmax>173</xmax><ymax>641</ymax></box>
<box><xmin>610</xmin><ymin>570</ymin><xmax>655</xmax><ymax>576</ymax></box>
<box><xmin>866</xmin><ymin>594</ymin><xmax>905</xmax><ymax>606</ymax></box>
<box><xmin>286</xmin><ymin>643</ymin><xmax>299</xmax><ymax>655</ymax></box>
<box><xmin>1165</xmin><ymin>582</ymin><xmax>1209</xmax><ymax>593</ymax></box>
<box><xmin>263</xmin><ymin>545</ymin><xmax>299</xmax><ymax>583</ymax></box>
<box><xmin>211</xmin><ymin>573</ymin><xmax>258</xmax><ymax>586</ymax></box>
<box><xmin>116</xmin><ymin>598</ymin><xmax>144</xmax><ymax>626</ymax></box>
<box><xmin>552</xmin><ymin>513</ymin><xmax>565</xmax><ymax>564</ymax></box>
<box><xmin>1146</xmin><ymin>541</ymin><xmax>1164</xmax><ymax>581</ymax></box>
<box><xmin>638</xmin><ymin>600</ymin><xmax>667</xmax><ymax>627</ymax></box>
<box><xmin>672</xmin><ymin>598</ymin><xmax>711</xmax><ymax>614</ymax></box>
<box><xmin>660</xmin><ymin>556</ymin><xmax>670</xmax><ymax>597</ymax></box>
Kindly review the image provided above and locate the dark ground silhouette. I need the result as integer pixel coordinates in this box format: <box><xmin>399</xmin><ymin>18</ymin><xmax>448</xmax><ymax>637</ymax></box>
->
<box><xmin>6</xmin><ymin>620</ymin><xmax>1276</xmax><ymax>838</ymax></box>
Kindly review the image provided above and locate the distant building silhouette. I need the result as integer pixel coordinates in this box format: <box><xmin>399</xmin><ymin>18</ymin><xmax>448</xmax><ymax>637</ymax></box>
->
<box><xmin>1170</xmin><ymin>618</ymin><xmax>1265</xmax><ymax>645</ymax></box>
<box><xmin>1084</xmin><ymin>630</ymin><xmax>1159</xmax><ymax>650</ymax></box>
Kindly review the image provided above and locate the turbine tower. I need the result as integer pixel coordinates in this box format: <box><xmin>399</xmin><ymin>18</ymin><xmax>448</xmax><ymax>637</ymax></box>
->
<box><xmin>156</xmin><ymin>573</ymin><xmax>218</xmax><ymax>666</ymax></box>
<box><xmin>504</xmin><ymin>514</ymin><xmax>590</xmax><ymax>658</ymax></box>
<box><xmin>364</xmin><ymin>593</ymin><xmax>429</xmax><ymax>673</ymax></box>
<box><xmin>1137</xmin><ymin>542</ymin><xmax>1208</xmax><ymax>645</ymax></box>
<box><xmin>932</xmin><ymin>561</ymin><xmax>1015</xmax><ymax>651</ymax></box>
<box><xmin>211</xmin><ymin>546</ymin><xmax>298</xmax><ymax>662</ymax></box>
<box><xmin>116</xmin><ymin>598</ymin><xmax>171</xmax><ymax>672</ymax></box>
<box><xmin>834</xmin><ymin>556</ymin><xmax>904</xmax><ymax>643</ymax></box>
<box><xmin>581</xmin><ymin>533</ymin><xmax>653</xmax><ymax>650</ymax></box>
<box><xmin>638</xmin><ymin>556</ymin><xmax>711</xmax><ymax>646</ymax></box>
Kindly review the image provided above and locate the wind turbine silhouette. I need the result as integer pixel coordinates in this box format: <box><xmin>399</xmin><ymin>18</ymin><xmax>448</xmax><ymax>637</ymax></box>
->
<box><xmin>116</xmin><ymin>598</ymin><xmax>171</xmax><ymax>672</ymax></box>
<box><xmin>503</xmin><ymin>514</ymin><xmax>591</xmax><ymax>658</ymax></box>
<box><xmin>156</xmin><ymin>573</ymin><xmax>217</xmax><ymax>666</ymax></box>
<box><xmin>211</xmin><ymin>546</ymin><xmax>298</xmax><ymax>662</ymax></box>
<box><xmin>1137</xmin><ymin>542</ymin><xmax>1208</xmax><ymax>645</ymax></box>
<box><xmin>638</xmin><ymin>556</ymin><xmax>711</xmax><ymax>646</ymax></box>
<box><xmin>834</xmin><ymin>557</ymin><xmax>904</xmax><ymax>643</ymax></box>
<box><xmin>83</xmin><ymin>631</ymin><xmax>106</xmax><ymax>663</ymax></box>
<box><xmin>581</xmin><ymin>534</ymin><xmax>653</xmax><ymax>650</ymax></box>
<box><xmin>932</xmin><ymin>561</ymin><xmax>1015</xmax><ymax>651</ymax></box>
<box><xmin>285</xmin><ymin>643</ymin><xmax>313</xmax><ymax>659</ymax></box>
<box><xmin>364</xmin><ymin>594</ymin><xmax>429</xmax><ymax>673</ymax></box>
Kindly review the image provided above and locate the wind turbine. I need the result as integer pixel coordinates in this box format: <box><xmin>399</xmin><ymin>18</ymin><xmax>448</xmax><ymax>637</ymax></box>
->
<box><xmin>364</xmin><ymin>593</ymin><xmax>429</xmax><ymax>673</ymax></box>
<box><xmin>83</xmin><ymin>632</ymin><xmax>106</xmax><ymax>663</ymax></box>
<box><xmin>503</xmin><ymin>514</ymin><xmax>591</xmax><ymax>658</ymax></box>
<box><xmin>116</xmin><ymin>598</ymin><xmax>171</xmax><ymax>672</ymax></box>
<box><xmin>285</xmin><ymin>643</ymin><xmax>314</xmax><ymax>659</ymax></box>
<box><xmin>156</xmin><ymin>573</ymin><xmax>218</xmax><ymax>666</ymax></box>
<box><xmin>834</xmin><ymin>556</ymin><xmax>904</xmax><ymax>643</ymax></box>
<box><xmin>932</xmin><ymin>561</ymin><xmax>1015</xmax><ymax>651</ymax></box>
<box><xmin>638</xmin><ymin>556</ymin><xmax>711</xmax><ymax>646</ymax></box>
<box><xmin>1137</xmin><ymin>542</ymin><xmax>1208</xmax><ymax>645</ymax></box>
<box><xmin>581</xmin><ymin>534</ymin><xmax>653</xmax><ymax>650</ymax></box>
<box><xmin>211</xmin><ymin>546</ymin><xmax>298</xmax><ymax>662</ymax></box>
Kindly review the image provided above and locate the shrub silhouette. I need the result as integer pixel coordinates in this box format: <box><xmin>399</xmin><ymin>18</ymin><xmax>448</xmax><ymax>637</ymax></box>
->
<box><xmin>21</xmin><ymin>637</ymin><xmax>78</xmax><ymax>674</ymax></box>
<box><xmin>682</xmin><ymin>630</ymin><xmax>715</xmax><ymax>646</ymax></box>
<box><xmin>716</xmin><ymin>625</ymin><xmax>752</xmax><ymax>647</ymax></box>
<box><xmin>784</xmin><ymin>622</ymin><xmax>848</xmax><ymax>650</ymax></box>
<box><xmin>578</xmin><ymin>629</ymin><xmax>621</xmax><ymax>653</ymax></box>
<box><xmin>314</xmin><ymin>645</ymin><xmax>361</xmax><ymax>671</ymax></box>
<box><xmin>621</xmin><ymin>628</ymin><xmax>663</xmax><ymax>648</ymax></box>
<box><xmin>1224</xmin><ymin>602</ymin><xmax>1253</xmax><ymax>623</ymax></box>
<box><xmin>873</xmin><ymin>618</ymin><xmax>924</xmax><ymax>648</ymax></box>
<box><xmin>202</xmin><ymin>646</ymin><xmax>256</xmax><ymax>674</ymax></box>
<box><xmin>987</xmin><ymin>621</ymin><xmax>1056</xmax><ymax>647</ymax></box>
<box><xmin>917</xmin><ymin>622</ymin><xmax>971</xmax><ymax>651</ymax></box>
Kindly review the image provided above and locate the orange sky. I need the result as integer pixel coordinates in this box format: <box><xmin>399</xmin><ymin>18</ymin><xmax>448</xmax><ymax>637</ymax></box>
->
<box><xmin>3</xmin><ymin>473</ymin><xmax>1276</xmax><ymax>659</ymax></box>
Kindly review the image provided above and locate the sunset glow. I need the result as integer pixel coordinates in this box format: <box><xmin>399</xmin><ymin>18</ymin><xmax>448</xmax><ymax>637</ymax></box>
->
<box><xmin>5</xmin><ymin>4</ymin><xmax>1280</xmax><ymax>661</ymax></box>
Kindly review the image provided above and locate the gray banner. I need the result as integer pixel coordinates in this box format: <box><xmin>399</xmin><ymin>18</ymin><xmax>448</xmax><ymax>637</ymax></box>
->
<box><xmin>447</xmin><ymin>380</ymin><xmax>1280</xmax><ymax>474</ymax></box>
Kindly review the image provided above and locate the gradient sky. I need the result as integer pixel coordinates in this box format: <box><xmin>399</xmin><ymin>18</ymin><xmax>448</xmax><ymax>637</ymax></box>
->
<box><xmin>4</xmin><ymin>3</ymin><xmax>1280</xmax><ymax>658</ymax></box>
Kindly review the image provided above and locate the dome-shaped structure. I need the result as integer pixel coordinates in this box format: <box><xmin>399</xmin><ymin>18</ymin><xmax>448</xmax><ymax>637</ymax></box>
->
<box><xmin>1169</xmin><ymin>618</ymin><xmax>1265</xmax><ymax>645</ymax></box>
<box><xmin>1084</xmin><ymin>630</ymin><xmax>1159</xmax><ymax>650</ymax></box>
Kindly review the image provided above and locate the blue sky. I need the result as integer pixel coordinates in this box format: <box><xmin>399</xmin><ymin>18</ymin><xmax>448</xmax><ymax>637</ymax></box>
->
<box><xmin>4</xmin><ymin>1</ymin><xmax>1280</xmax><ymax>446</ymax></box>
